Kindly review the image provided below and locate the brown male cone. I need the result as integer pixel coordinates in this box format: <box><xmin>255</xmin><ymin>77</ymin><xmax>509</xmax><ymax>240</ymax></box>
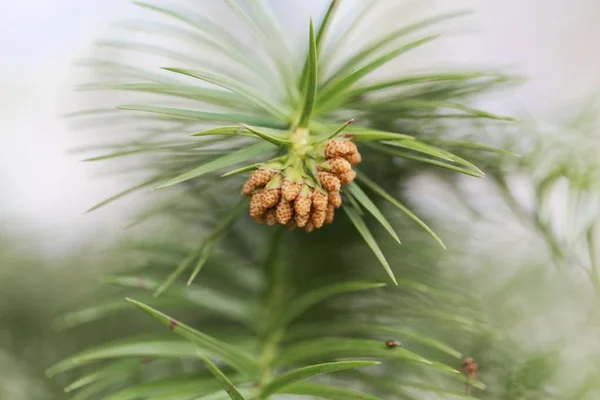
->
<box><xmin>338</xmin><ymin>169</ymin><xmax>357</xmax><ymax>184</ymax></box>
<box><xmin>345</xmin><ymin>151</ymin><xmax>361</xmax><ymax>165</ymax></box>
<box><xmin>281</xmin><ymin>179</ymin><xmax>302</xmax><ymax>202</ymax></box>
<box><xmin>294</xmin><ymin>196</ymin><xmax>312</xmax><ymax>216</ymax></box>
<box><xmin>261</xmin><ymin>188</ymin><xmax>281</xmax><ymax>209</ymax></box>
<box><xmin>276</xmin><ymin>199</ymin><xmax>293</xmax><ymax>225</ymax></box>
<box><xmin>325</xmin><ymin>204</ymin><xmax>335</xmax><ymax>224</ymax></box>
<box><xmin>249</xmin><ymin>192</ymin><xmax>265</xmax><ymax>218</ymax></box>
<box><xmin>328</xmin><ymin>157</ymin><xmax>352</xmax><ymax>175</ymax></box>
<box><xmin>249</xmin><ymin>169</ymin><xmax>276</xmax><ymax>187</ymax></box>
<box><xmin>346</xmin><ymin>140</ymin><xmax>358</xmax><ymax>155</ymax></box>
<box><xmin>312</xmin><ymin>208</ymin><xmax>327</xmax><ymax>229</ymax></box>
<box><xmin>325</xmin><ymin>139</ymin><xmax>351</xmax><ymax>158</ymax></box>
<box><xmin>295</xmin><ymin>212</ymin><xmax>310</xmax><ymax>228</ymax></box>
<box><xmin>317</xmin><ymin>171</ymin><xmax>341</xmax><ymax>192</ymax></box>
<box><xmin>241</xmin><ymin>180</ymin><xmax>255</xmax><ymax>195</ymax></box>
<box><xmin>328</xmin><ymin>191</ymin><xmax>342</xmax><ymax>208</ymax></box>
<box><xmin>242</xmin><ymin>137</ymin><xmax>362</xmax><ymax>232</ymax></box>
<box><xmin>312</xmin><ymin>189</ymin><xmax>328</xmax><ymax>211</ymax></box>
<box><xmin>265</xmin><ymin>208</ymin><xmax>278</xmax><ymax>226</ymax></box>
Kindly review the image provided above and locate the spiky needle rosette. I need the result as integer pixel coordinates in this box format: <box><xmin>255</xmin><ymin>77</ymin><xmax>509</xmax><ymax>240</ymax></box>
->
<box><xmin>50</xmin><ymin>3</ymin><xmax>520</xmax><ymax>397</ymax></box>
<box><xmin>80</xmin><ymin>0</ymin><xmax>515</xmax><ymax>285</ymax></box>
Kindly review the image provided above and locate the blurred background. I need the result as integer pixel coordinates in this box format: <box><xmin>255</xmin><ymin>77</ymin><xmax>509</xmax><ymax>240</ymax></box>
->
<box><xmin>1</xmin><ymin>0</ymin><xmax>600</xmax><ymax>399</ymax></box>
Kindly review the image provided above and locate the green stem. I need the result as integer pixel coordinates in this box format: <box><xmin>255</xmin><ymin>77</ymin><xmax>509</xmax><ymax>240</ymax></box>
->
<box><xmin>254</xmin><ymin>229</ymin><xmax>287</xmax><ymax>399</ymax></box>
<box><xmin>290</xmin><ymin>127</ymin><xmax>310</xmax><ymax>156</ymax></box>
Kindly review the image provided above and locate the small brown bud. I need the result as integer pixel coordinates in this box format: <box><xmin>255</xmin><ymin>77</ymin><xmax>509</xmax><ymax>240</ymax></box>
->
<box><xmin>249</xmin><ymin>169</ymin><xmax>276</xmax><ymax>187</ymax></box>
<box><xmin>325</xmin><ymin>204</ymin><xmax>335</xmax><ymax>224</ymax></box>
<box><xmin>325</xmin><ymin>140</ymin><xmax>351</xmax><ymax>158</ymax></box>
<box><xmin>345</xmin><ymin>151</ymin><xmax>362</xmax><ymax>165</ymax></box>
<box><xmin>249</xmin><ymin>192</ymin><xmax>265</xmax><ymax>217</ymax></box>
<box><xmin>241</xmin><ymin>179</ymin><xmax>255</xmax><ymax>195</ymax></box>
<box><xmin>329</xmin><ymin>191</ymin><xmax>342</xmax><ymax>208</ymax></box>
<box><xmin>265</xmin><ymin>208</ymin><xmax>278</xmax><ymax>226</ymax></box>
<box><xmin>281</xmin><ymin>180</ymin><xmax>302</xmax><ymax>202</ymax></box>
<box><xmin>462</xmin><ymin>357</ymin><xmax>478</xmax><ymax>378</ymax></box>
<box><xmin>328</xmin><ymin>157</ymin><xmax>352</xmax><ymax>175</ymax></box>
<box><xmin>304</xmin><ymin>221</ymin><xmax>315</xmax><ymax>233</ymax></box>
<box><xmin>338</xmin><ymin>169</ymin><xmax>356</xmax><ymax>184</ymax></box>
<box><xmin>276</xmin><ymin>199</ymin><xmax>293</xmax><ymax>224</ymax></box>
<box><xmin>312</xmin><ymin>189</ymin><xmax>328</xmax><ymax>211</ymax></box>
<box><xmin>295</xmin><ymin>212</ymin><xmax>310</xmax><ymax>228</ymax></box>
<box><xmin>346</xmin><ymin>141</ymin><xmax>358</xmax><ymax>155</ymax></box>
<box><xmin>312</xmin><ymin>209</ymin><xmax>327</xmax><ymax>228</ymax></box>
<box><xmin>295</xmin><ymin>196</ymin><xmax>312</xmax><ymax>216</ymax></box>
<box><xmin>318</xmin><ymin>171</ymin><xmax>341</xmax><ymax>192</ymax></box>
<box><xmin>261</xmin><ymin>188</ymin><xmax>280</xmax><ymax>209</ymax></box>
<box><xmin>254</xmin><ymin>214</ymin><xmax>265</xmax><ymax>224</ymax></box>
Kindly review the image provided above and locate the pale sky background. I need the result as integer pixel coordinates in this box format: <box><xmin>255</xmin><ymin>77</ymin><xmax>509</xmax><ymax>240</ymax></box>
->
<box><xmin>1</xmin><ymin>0</ymin><xmax>599</xmax><ymax>254</ymax></box>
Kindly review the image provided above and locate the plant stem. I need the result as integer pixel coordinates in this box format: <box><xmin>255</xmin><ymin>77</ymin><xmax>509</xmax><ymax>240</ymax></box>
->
<box><xmin>290</xmin><ymin>127</ymin><xmax>310</xmax><ymax>156</ymax></box>
<box><xmin>254</xmin><ymin>229</ymin><xmax>287</xmax><ymax>399</ymax></box>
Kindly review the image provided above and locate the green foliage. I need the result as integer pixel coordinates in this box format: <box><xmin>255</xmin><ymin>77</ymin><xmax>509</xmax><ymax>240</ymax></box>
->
<box><xmin>297</xmin><ymin>19</ymin><xmax>318</xmax><ymax>128</ymax></box>
<box><xmin>198</xmin><ymin>355</ymin><xmax>247</xmax><ymax>400</ymax></box>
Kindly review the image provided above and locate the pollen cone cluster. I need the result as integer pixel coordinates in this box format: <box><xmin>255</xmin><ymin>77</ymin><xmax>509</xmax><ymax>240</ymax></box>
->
<box><xmin>241</xmin><ymin>138</ymin><xmax>361</xmax><ymax>232</ymax></box>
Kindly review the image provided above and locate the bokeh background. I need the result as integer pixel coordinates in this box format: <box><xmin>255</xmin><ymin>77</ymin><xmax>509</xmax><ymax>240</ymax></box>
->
<box><xmin>1</xmin><ymin>0</ymin><xmax>600</xmax><ymax>399</ymax></box>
